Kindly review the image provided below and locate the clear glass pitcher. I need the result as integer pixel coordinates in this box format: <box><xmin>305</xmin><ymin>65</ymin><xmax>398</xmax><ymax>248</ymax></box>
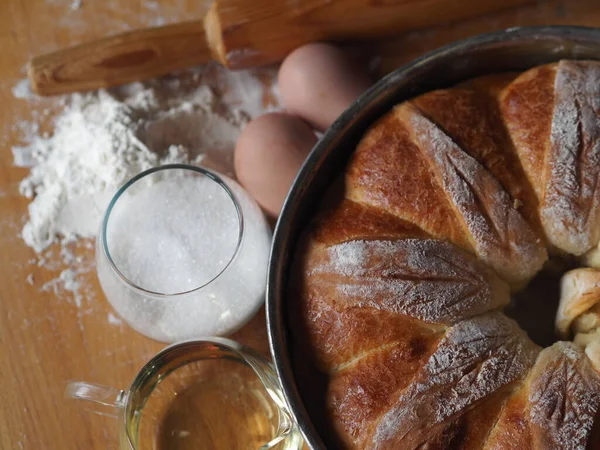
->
<box><xmin>66</xmin><ymin>338</ymin><xmax>303</xmax><ymax>449</ymax></box>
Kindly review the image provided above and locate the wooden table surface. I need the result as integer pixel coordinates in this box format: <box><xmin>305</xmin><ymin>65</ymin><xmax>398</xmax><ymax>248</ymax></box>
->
<box><xmin>1</xmin><ymin>0</ymin><xmax>600</xmax><ymax>449</ymax></box>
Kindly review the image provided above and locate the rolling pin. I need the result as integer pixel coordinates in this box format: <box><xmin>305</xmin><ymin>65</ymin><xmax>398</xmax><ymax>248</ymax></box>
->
<box><xmin>29</xmin><ymin>0</ymin><xmax>533</xmax><ymax>96</ymax></box>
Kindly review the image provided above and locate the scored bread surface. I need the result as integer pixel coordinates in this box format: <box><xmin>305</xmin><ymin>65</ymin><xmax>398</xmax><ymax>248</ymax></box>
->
<box><xmin>291</xmin><ymin>60</ymin><xmax>600</xmax><ymax>449</ymax></box>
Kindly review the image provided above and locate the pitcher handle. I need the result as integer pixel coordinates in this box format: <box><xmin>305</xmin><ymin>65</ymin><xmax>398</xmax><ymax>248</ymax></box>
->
<box><xmin>65</xmin><ymin>381</ymin><xmax>127</xmax><ymax>418</ymax></box>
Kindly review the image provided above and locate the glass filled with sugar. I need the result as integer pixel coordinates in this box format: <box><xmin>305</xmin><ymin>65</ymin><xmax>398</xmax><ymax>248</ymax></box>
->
<box><xmin>96</xmin><ymin>164</ymin><xmax>271</xmax><ymax>342</ymax></box>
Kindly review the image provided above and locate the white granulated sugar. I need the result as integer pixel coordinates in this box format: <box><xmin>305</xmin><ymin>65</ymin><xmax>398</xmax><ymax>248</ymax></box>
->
<box><xmin>97</xmin><ymin>171</ymin><xmax>271</xmax><ymax>342</ymax></box>
<box><xmin>106</xmin><ymin>175</ymin><xmax>240</xmax><ymax>294</ymax></box>
<box><xmin>14</xmin><ymin>71</ymin><xmax>263</xmax><ymax>253</ymax></box>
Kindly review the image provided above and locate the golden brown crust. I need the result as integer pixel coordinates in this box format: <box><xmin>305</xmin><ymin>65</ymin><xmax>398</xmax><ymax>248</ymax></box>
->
<box><xmin>347</xmin><ymin>85</ymin><xmax>549</xmax><ymax>285</ymax></box>
<box><xmin>327</xmin><ymin>330</ymin><xmax>442</xmax><ymax>448</ymax></box>
<box><xmin>431</xmin><ymin>390</ymin><xmax>513</xmax><ymax>450</ymax></box>
<box><xmin>412</xmin><ymin>86</ymin><xmax>541</xmax><ymax>237</ymax></box>
<box><xmin>557</xmin><ymin>268</ymin><xmax>600</xmax><ymax>338</ymax></box>
<box><xmin>501</xmin><ymin>61</ymin><xmax>600</xmax><ymax>255</ymax></box>
<box><xmin>301</xmin><ymin>235</ymin><xmax>510</xmax><ymax>328</ymax></box>
<box><xmin>499</xmin><ymin>63</ymin><xmax>557</xmax><ymax>202</ymax></box>
<box><xmin>540</xmin><ymin>61</ymin><xmax>600</xmax><ymax>255</ymax></box>
<box><xmin>483</xmin><ymin>381</ymin><xmax>533</xmax><ymax>449</ymax></box>
<box><xmin>396</xmin><ymin>102</ymin><xmax>547</xmax><ymax>285</ymax></box>
<box><xmin>456</xmin><ymin>72</ymin><xmax>519</xmax><ymax>97</ymax></box>
<box><xmin>310</xmin><ymin>199</ymin><xmax>430</xmax><ymax>246</ymax></box>
<box><xmin>529</xmin><ymin>343</ymin><xmax>600</xmax><ymax>449</ymax></box>
<box><xmin>289</xmin><ymin>60</ymin><xmax>600</xmax><ymax>450</ymax></box>
<box><xmin>370</xmin><ymin>314</ymin><xmax>538</xmax><ymax>449</ymax></box>
<box><xmin>345</xmin><ymin>112</ymin><xmax>472</xmax><ymax>251</ymax></box>
<box><xmin>480</xmin><ymin>344</ymin><xmax>600</xmax><ymax>450</ymax></box>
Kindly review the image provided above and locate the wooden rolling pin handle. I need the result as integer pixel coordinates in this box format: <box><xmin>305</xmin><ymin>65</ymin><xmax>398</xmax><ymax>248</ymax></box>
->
<box><xmin>28</xmin><ymin>20</ymin><xmax>213</xmax><ymax>96</ymax></box>
<box><xmin>28</xmin><ymin>0</ymin><xmax>534</xmax><ymax>96</ymax></box>
<box><xmin>207</xmin><ymin>0</ymin><xmax>535</xmax><ymax>70</ymax></box>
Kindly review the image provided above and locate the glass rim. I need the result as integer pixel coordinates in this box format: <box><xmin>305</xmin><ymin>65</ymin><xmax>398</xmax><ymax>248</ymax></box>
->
<box><xmin>101</xmin><ymin>164</ymin><xmax>245</xmax><ymax>298</ymax></box>
<box><xmin>120</xmin><ymin>337</ymin><xmax>282</xmax><ymax>449</ymax></box>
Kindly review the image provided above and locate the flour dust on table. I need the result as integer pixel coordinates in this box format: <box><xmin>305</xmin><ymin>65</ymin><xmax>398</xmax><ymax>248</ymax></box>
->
<box><xmin>10</xmin><ymin>65</ymin><xmax>280</xmax><ymax>317</ymax></box>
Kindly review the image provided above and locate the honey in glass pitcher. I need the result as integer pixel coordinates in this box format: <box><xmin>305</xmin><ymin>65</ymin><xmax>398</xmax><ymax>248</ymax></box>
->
<box><xmin>66</xmin><ymin>339</ymin><xmax>303</xmax><ymax>450</ymax></box>
<box><xmin>145</xmin><ymin>358</ymin><xmax>282</xmax><ymax>449</ymax></box>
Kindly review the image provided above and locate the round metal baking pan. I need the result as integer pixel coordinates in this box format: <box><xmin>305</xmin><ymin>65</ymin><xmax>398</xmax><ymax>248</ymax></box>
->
<box><xmin>266</xmin><ymin>26</ymin><xmax>600</xmax><ymax>449</ymax></box>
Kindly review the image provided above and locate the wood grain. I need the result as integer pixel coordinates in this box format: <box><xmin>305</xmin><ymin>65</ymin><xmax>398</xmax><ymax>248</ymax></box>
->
<box><xmin>1</xmin><ymin>0</ymin><xmax>600</xmax><ymax>449</ymax></box>
<box><xmin>370</xmin><ymin>0</ymin><xmax>600</xmax><ymax>73</ymax></box>
<box><xmin>208</xmin><ymin>0</ymin><xmax>535</xmax><ymax>69</ymax></box>
<box><xmin>29</xmin><ymin>20</ymin><xmax>211</xmax><ymax>96</ymax></box>
<box><xmin>30</xmin><ymin>0</ymin><xmax>533</xmax><ymax>96</ymax></box>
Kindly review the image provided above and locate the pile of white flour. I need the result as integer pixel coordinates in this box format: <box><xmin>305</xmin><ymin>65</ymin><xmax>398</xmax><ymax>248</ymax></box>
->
<box><xmin>16</xmin><ymin>81</ymin><xmax>228</xmax><ymax>251</ymax></box>
<box><xmin>13</xmin><ymin>67</ymin><xmax>277</xmax><ymax>252</ymax></box>
<box><xmin>11</xmin><ymin>66</ymin><xmax>279</xmax><ymax>308</ymax></box>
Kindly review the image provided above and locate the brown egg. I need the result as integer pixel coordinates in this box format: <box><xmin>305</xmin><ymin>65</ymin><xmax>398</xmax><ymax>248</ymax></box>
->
<box><xmin>278</xmin><ymin>42</ymin><xmax>372</xmax><ymax>131</ymax></box>
<box><xmin>234</xmin><ymin>113</ymin><xmax>317</xmax><ymax>218</ymax></box>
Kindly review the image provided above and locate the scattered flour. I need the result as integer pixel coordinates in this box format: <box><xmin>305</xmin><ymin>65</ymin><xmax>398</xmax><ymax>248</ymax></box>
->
<box><xmin>39</xmin><ymin>241</ymin><xmax>95</xmax><ymax>309</ymax></box>
<box><xmin>372</xmin><ymin>313</ymin><xmax>538</xmax><ymax>447</ymax></box>
<box><xmin>528</xmin><ymin>342</ymin><xmax>600</xmax><ymax>450</ymax></box>
<box><xmin>107</xmin><ymin>312</ymin><xmax>123</xmax><ymax>326</ymax></box>
<box><xmin>542</xmin><ymin>60</ymin><xmax>600</xmax><ymax>254</ymax></box>
<box><xmin>11</xmin><ymin>65</ymin><xmax>280</xmax><ymax>317</ymax></box>
<box><xmin>12</xmin><ymin>79</ymin><xmax>33</xmax><ymax>100</ymax></box>
<box><xmin>312</xmin><ymin>239</ymin><xmax>508</xmax><ymax>325</ymax></box>
<box><xmin>402</xmin><ymin>104</ymin><xmax>546</xmax><ymax>284</ymax></box>
<box><xmin>17</xmin><ymin>84</ymin><xmax>218</xmax><ymax>252</ymax></box>
<box><xmin>70</xmin><ymin>0</ymin><xmax>82</xmax><ymax>11</ymax></box>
